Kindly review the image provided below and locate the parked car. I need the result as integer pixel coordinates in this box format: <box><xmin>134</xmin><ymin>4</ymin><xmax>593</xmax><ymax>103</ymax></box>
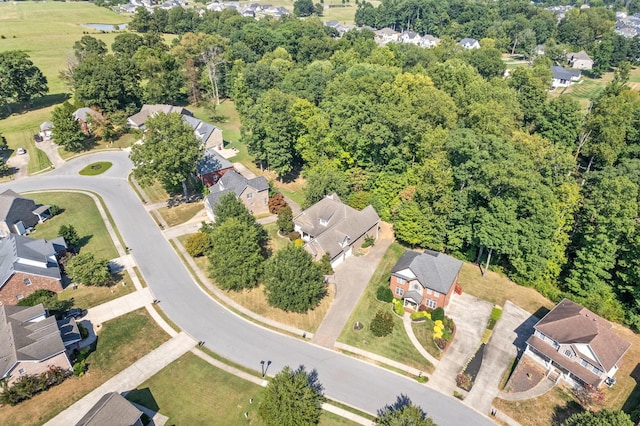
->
<box><xmin>63</xmin><ymin>308</ymin><xmax>87</xmax><ymax>320</ymax></box>
<box><xmin>34</xmin><ymin>134</ymin><xmax>43</xmax><ymax>143</ymax></box>
<box><xmin>17</xmin><ymin>148</ymin><xmax>26</xmax><ymax>155</ymax></box>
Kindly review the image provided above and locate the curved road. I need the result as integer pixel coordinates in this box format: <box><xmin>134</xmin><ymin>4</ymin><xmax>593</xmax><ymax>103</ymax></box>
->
<box><xmin>5</xmin><ymin>152</ymin><xmax>494</xmax><ymax>426</ymax></box>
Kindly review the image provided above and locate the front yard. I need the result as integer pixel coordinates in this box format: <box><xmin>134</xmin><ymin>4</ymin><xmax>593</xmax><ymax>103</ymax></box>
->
<box><xmin>57</xmin><ymin>269</ymin><xmax>136</xmax><ymax>309</ymax></box>
<box><xmin>337</xmin><ymin>243</ymin><xmax>434</xmax><ymax>373</ymax></box>
<box><xmin>0</xmin><ymin>309</ymin><xmax>169</xmax><ymax>426</ymax></box>
<box><xmin>157</xmin><ymin>202</ymin><xmax>204</xmax><ymax>227</ymax></box>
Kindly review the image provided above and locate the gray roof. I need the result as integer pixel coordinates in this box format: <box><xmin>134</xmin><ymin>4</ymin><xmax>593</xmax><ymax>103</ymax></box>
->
<box><xmin>567</xmin><ymin>50</ymin><xmax>592</xmax><ymax>61</ymax></box>
<box><xmin>459</xmin><ymin>37</ymin><xmax>478</xmax><ymax>45</ymax></box>
<box><xmin>76</xmin><ymin>392</ymin><xmax>143</xmax><ymax>426</ymax></box>
<box><xmin>205</xmin><ymin>171</ymin><xmax>269</xmax><ymax>210</ymax></box>
<box><xmin>0</xmin><ymin>304</ymin><xmax>67</xmax><ymax>380</ymax></box>
<box><xmin>40</xmin><ymin>121</ymin><xmax>53</xmax><ymax>131</ymax></box>
<box><xmin>58</xmin><ymin>317</ymin><xmax>81</xmax><ymax>346</ymax></box>
<box><xmin>73</xmin><ymin>108</ymin><xmax>103</xmax><ymax>123</ymax></box>
<box><xmin>0</xmin><ymin>234</ymin><xmax>66</xmax><ymax>287</ymax></box>
<box><xmin>197</xmin><ymin>148</ymin><xmax>233</xmax><ymax>176</ymax></box>
<box><xmin>391</xmin><ymin>250</ymin><xmax>463</xmax><ymax>294</ymax></box>
<box><xmin>404</xmin><ymin>290</ymin><xmax>423</xmax><ymax>304</ymax></box>
<box><xmin>551</xmin><ymin>65</ymin><xmax>581</xmax><ymax>81</ymax></box>
<box><xmin>0</xmin><ymin>189</ymin><xmax>42</xmax><ymax>231</ymax></box>
<box><xmin>127</xmin><ymin>104</ymin><xmax>192</xmax><ymax>128</ymax></box>
<box><xmin>182</xmin><ymin>115</ymin><xmax>217</xmax><ymax>145</ymax></box>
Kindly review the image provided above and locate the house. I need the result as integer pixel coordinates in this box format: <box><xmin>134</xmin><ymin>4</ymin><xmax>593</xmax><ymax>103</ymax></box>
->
<box><xmin>399</xmin><ymin>30</ymin><xmax>422</xmax><ymax>45</ymax></box>
<box><xmin>76</xmin><ymin>392</ymin><xmax>144</xmax><ymax>426</ymax></box>
<box><xmin>204</xmin><ymin>171</ymin><xmax>269</xmax><ymax>221</ymax></box>
<box><xmin>197</xmin><ymin>147</ymin><xmax>234</xmax><ymax>187</ymax></box>
<box><xmin>420</xmin><ymin>34</ymin><xmax>440</xmax><ymax>48</ymax></box>
<box><xmin>551</xmin><ymin>66</ymin><xmax>581</xmax><ymax>88</ymax></box>
<box><xmin>0</xmin><ymin>303</ymin><xmax>79</xmax><ymax>387</ymax></box>
<box><xmin>40</xmin><ymin>122</ymin><xmax>54</xmax><ymax>141</ymax></box>
<box><xmin>293</xmin><ymin>194</ymin><xmax>380</xmax><ymax>268</ymax></box>
<box><xmin>0</xmin><ymin>234</ymin><xmax>67</xmax><ymax>305</ymax></box>
<box><xmin>389</xmin><ymin>250</ymin><xmax>463</xmax><ymax>311</ymax></box>
<box><xmin>535</xmin><ymin>44</ymin><xmax>545</xmax><ymax>56</ymax></box>
<box><xmin>73</xmin><ymin>108</ymin><xmax>104</xmax><ymax>136</ymax></box>
<box><xmin>523</xmin><ymin>299</ymin><xmax>631</xmax><ymax>389</ymax></box>
<box><xmin>458</xmin><ymin>37</ymin><xmax>480</xmax><ymax>49</ymax></box>
<box><xmin>0</xmin><ymin>189</ymin><xmax>52</xmax><ymax>236</ymax></box>
<box><xmin>127</xmin><ymin>104</ymin><xmax>223</xmax><ymax>149</ymax></box>
<box><xmin>567</xmin><ymin>50</ymin><xmax>593</xmax><ymax>70</ymax></box>
<box><xmin>375</xmin><ymin>28</ymin><xmax>399</xmax><ymax>44</ymax></box>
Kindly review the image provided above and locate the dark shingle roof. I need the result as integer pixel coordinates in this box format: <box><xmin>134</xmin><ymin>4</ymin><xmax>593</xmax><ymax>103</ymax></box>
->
<box><xmin>0</xmin><ymin>234</ymin><xmax>66</xmax><ymax>287</ymax></box>
<box><xmin>205</xmin><ymin>171</ymin><xmax>269</xmax><ymax>211</ymax></box>
<box><xmin>391</xmin><ymin>250</ymin><xmax>463</xmax><ymax>294</ymax></box>
<box><xmin>197</xmin><ymin>148</ymin><xmax>233</xmax><ymax>176</ymax></box>
<box><xmin>551</xmin><ymin>65</ymin><xmax>581</xmax><ymax>81</ymax></box>
<box><xmin>75</xmin><ymin>392</ymin><xmax>143</xmax><ymax>426</ymax></box>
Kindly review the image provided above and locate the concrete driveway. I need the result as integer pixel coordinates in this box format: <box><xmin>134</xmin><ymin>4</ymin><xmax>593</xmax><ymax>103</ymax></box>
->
<box><xmin>6</xmin><ymin>150</ymin><xmax>29</xmax><ymax>179</ymax></box>
<box><xmin>465</xmin><ymin>301</ymin><xmax>539</xmax><ymax>414</ymax></box>
<box><xmin>427</xmin><ymin>293</ymin><xmax>493</xmax><ymax>395</ymax></box>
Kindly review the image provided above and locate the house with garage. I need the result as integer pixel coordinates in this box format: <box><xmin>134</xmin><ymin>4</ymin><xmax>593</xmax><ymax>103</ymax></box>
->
<box><xmin>524</xmin><ymin>299</ymin><xmax>631</xmax><ymax>389</ymax></box>
<box><xmin>40</xmin><ymin>122</ymin><xmax>54</xmax><ymax>141</ymax></box>
<box><xmin>73</xmin><ymin>107</ymin><xmax>104</xmax><ymax>136</ymax></box>
<box><xmin>293</xmin><ymin>194</ymin><xmax>380</xmax><ymax>268</ymax></box>
<box><xmin>399</xmin><ymin>30</ymin><xmax>422</xmax><ymax>45</ymax></box>
<box><xmin>567</xmin><ymin>50</ymin><xmax>594</xmax><ymax>70</ymax></box>
<box><xmin>204</xmin><ymin>171</ymin><xmax>269</xmax><ymax>221</ymax></box>
<box><xmin>458</xmin><ymin>37</ymin><xmax>480</xmax><ymax>49</ymax></box>
<box><xmin>551</xmin><ymin>65</ymin><xmax>581</xmax><ymax>88</ymax></box>
<box><xmin>0</xmin><ymin>234</ymin><xmax>67</xmax><ymax>305</ymax></box>
<box><xmin>389</xmin><ymin>250</ymin><xmax>463</xmax><ymax>311</ymax></box>
<box><xmin>0</xmin><ymin>189</ymin><xmax>52</xmax><ymax>236</ymax></box>
<box><xmin>76</xmin><ymin>392</ymin><xmax>144</xmax><ymax>426</ymax></box>
<box><xmin>197</xmin><ymin>147</ymin><xmax>234</xmax><ymax>187</ymax></box>
<box><xmin>421</xmin><ymin>34</ymin><xmax>441</xmax><ymax>48</ymax></box>
<box><xmin>0</xmin><ymin>303</ymin><xmax>80</xmax><ymax>387</ymax></box>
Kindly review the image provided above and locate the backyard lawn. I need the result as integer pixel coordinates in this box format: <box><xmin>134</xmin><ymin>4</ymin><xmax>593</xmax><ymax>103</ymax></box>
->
<box><xmin>57</xmin><ymin>269</ymin><xmax>136</xmax><ymax>309</ymax></box>
<box><xmin>0</xmin><ymin>309</ymin><xmax>169</xmax><ymax>426</ymax></box>
<box><xmin>27</xmin><ymin>192</ymin><xmax>119</xmax><ymax>260</ymax></box>
<box><xmin>337</xmin><ymin>243</ymin><xmax>434</xmax><ymax>373</ymax></box>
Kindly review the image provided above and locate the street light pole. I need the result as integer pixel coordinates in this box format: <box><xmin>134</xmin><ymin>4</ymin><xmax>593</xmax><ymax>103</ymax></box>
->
<box><xmin>260</xmin><ymin>360</ymin><xmax>265</xmax><ymax>377</ymax></box>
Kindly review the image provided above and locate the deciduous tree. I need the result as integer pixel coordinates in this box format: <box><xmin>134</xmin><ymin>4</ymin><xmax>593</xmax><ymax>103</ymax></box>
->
<box><xmin>51</xmin><ymin>102</ymin><xmax>85</xmax><ymax>152</ymax></box>
<box><xmin>0</xmin><ymin>50</ymin><xmax>48</xmax><ymax>113</ymax></box>
<box><xmin>66</xmin><ymin>253</ymin><xmax>111</xmax><ymax>286</ymax></box>
<box><xmin>376</xmin><ymin>395</ymin><xmax>436</xmax><ymax>426</ymax></box>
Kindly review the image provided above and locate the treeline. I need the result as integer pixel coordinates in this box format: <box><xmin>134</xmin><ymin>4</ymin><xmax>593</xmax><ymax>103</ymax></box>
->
<box><xmin>116</xmin><ymin>8</ymin><xmax>640</xmax><ymax>328</ymax></box>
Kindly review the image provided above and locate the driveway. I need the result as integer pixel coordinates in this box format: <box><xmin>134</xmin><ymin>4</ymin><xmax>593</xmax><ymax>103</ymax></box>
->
<box><xmin>465</xmin><ymin>301</ymin><xmax>539</xmax><ymax>413</ymax></box>
<box><xmin>312</xmin><ymin>222</ymin><xmax>394</xmax><ymax>348</ymax></box>
<box><xmin>36</xmin><ymin>139</ymin><xmax>65</xmax><ymax>168</ymax></box>
<box><xmin>427</xmin><ymin>293</ymin><xmax>493</xmax><ymax>395</ymax></box>
<box><xmin>5</xmin><ymin>151</ymin><xmax>29</xmax><ymax>179</ymax></box>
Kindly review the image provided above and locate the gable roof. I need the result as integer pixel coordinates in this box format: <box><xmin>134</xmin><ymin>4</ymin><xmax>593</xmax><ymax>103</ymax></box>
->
<box><xmin>391</xmin><ymin>250</ymin><xmax>463</xmax><ymax>294</ymax></box>
<box><xmin>551</xmin><ymin>65</ymin><xmax>581</xmax><ymax>81</ymax></box>
<box><xmin>0</xmin><ymin>234</ymin><xmax>66</xmax><ymax>287</ymax></box>
<box><xmin>534</xmin><ymin>299</ymin><xmax>631</xmax><ymax>373</ymax></box>
<box><xmin>197</xmin><ymin>148</ymin><xmax>234</xmax><ymax>176</ymax></box>
<box><xmin>205</xmin><ymin>171</ymin><xmax>269</xmax><ymax>210</ymax></box>
<box><xmin>567</xmin><ymin>50</ymin><xmax>592</xmax><ymax>61</ymax></box>
<box><xmin>182</xmin><ymin>114</ymin><xmax>217</xmax><ymax>144</ymax></box>
<box><xmin>76</xmin><ymin>392</ymin><xmax>143</xmax><ymax>426</ymax></box>
<box><xmin>0</xmin><ymin>189</ymin><xmax>36</xmax><ymax>223</ymax></box>
<box><xmin>0</xmin><ymin>304</ymin><xmax>67</xmax><ymax>380</ymax></box>
<box><xmin>459</xmin><ymin>37</ymin><xmax>478</xmax><ymax>45</ymax></box>
<box><xmin>127</xmin><ymin>104</ymin><xmax>192</xmax><ymax>128</ymax></box>
<box><xmin>40</xmin><ymin>121</ymin><xmax>53</xmax><ymax>132</ymax></box>
<box><xmin>73</xmin><ymin>108</ymin><xmax>103</xmax><ymax>123</ymax></box>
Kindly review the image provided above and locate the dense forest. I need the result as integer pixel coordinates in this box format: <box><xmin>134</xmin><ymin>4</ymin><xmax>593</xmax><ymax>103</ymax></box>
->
<box><xmin>68</xmin><ymin>3</ymin><xmax>640</xmax><ymax>329</ymax></box>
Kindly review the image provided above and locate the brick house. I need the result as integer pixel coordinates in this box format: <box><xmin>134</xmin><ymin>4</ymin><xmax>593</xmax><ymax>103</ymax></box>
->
<box><xmin>204</xmin><ymin>171</ymin><xmax>269</xmax><ymax>221</ymax></box>
<box><xmin>389</xmin><ymin>250</ymin><xmax>463</xmax><ymax>311</ymax></box>
<box><xmin>0</xmin><ymin>234</ymin><xmax>67</xmax><ymax>305</ymax></box>
<box><xmin>293</xmin><ymin>194</ymin><xmax>380</xmax><ymax>268</ymax></box>
<box><xmin>523</xmin><ymin>299</ymin><xmax>631</xmax><ymax>388</ymax></box>
<box><xmin>197</xmin><ymin>148</ymin><xmax>234</xmax><ymax>187</ymax></box>
<box><xmin>73</xmin><ymin>107</ymin><xmax>104</xmax><ymax>136</ymax></box>
<box><xmin>0</xmin><ymin>303</ymin><xmax>80</xmax><ymax>387</ymax></box>
<box><xmin>0</xmin><ymin>189</ymin><xmax>52</xmax><ymax>236</ymax></box>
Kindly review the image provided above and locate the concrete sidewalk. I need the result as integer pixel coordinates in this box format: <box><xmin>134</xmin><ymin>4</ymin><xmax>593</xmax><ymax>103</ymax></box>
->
<box><xmin>45</xmin><ymin>332</ymin><xmax>196</xmax><ymax>426</ymax></box>
<box><xmin>84</xmin><ymin>287</ymin><xmax>153</xmax><ymax>326</ymax></box>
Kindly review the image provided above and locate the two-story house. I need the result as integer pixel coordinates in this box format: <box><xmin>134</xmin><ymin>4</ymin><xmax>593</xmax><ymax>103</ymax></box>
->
<box><xmin>524</xmin><ymin>299</ymin><xmax>631</xmax><ymax>388</ymax></box>
<box><xmin>567</xmin><ymin>50</ymin><xmax>594</xmax><ymax>70</ymax></box>
<box><xmin>389</xmin><ymin>250</ymin><xmax>463</xmax><ymax>311</ymax></box>
<box><xmin>196</xmin><ymin>147</ymin><xmax>234</xmax><ymax>187</ymax></box>
<box><xmin>458</xmin><ymin>37</ymin><xmax>480</xmax><ymax>49</ymax></box>
<box><xmin>0</xmin><ymin>189</ymin><xmax>52</xmax><ymax>236</ymax></box>
<box><xmin>204</xmin><ymin>171</ymin><xmax>269</xmax><ymax>221</ymax></box>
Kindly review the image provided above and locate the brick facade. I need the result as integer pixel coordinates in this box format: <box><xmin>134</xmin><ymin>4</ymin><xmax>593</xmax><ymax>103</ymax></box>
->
<box><xmin>390</xmin><ymin>274</ymin><xmax>458</xmax><ymax>311</ymax></box>
<box><xmin>200</xmin><ymin>167</ymin><xmax>233</xmax><ymax>188</ymax></box>
<box><xmin>0</xmin><ymin>272</ymin><xmax>62</xmax><ymax>306</ymax></box>
<box><xmin>5</xmin><ymin>352</ymin><xmax>71</xmax><ymax>387</ymax></box>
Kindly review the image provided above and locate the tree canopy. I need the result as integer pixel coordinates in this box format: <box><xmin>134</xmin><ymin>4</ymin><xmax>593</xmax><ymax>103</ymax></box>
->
<box><xmin>376</xmin><ymin>395</ymin><xmax>436</xmax><ymax>426</ymax></box>
<box><xmin>66</xmin><ymin>253</ymin><xmax>111</xmax><ymax>286</ymax></box>
<box><xmin>0</xmin><ymin>50</ymin><xmax>48</xmax><ymax>113</ymax></box>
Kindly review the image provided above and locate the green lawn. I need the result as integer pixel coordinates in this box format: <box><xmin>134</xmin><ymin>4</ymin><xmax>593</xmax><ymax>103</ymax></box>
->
<box><xmin>28</xmin><ymin>192</ymin><xmax>119</xmax><ymax>260</ymax></box>
<box><xmin>139</xmin><ymin>179</ymin><xmax>171</xmax><ymax>204</ymax></box>
<box><xmin>264</xmin><ymin>221</ymin><xmax>291</xmax><ymax>253</ymax></box>
<box><xmin>337</xmin><ymin>243</ymin><xmax>434</xmax><ymax>373</ymax></box>
<box><xmin>411</xmin><ymin>320</ymin><xmax>443</xmax><ymax>360</ymax></box>
<box><xmin>58</xmin><ymin>133</ymin><xmax>137</xmax><ymax>160</ymax></box>
<box><xmin>157</xmin><ymin>202</ymin><xmax>203</xmax><ymax>227</ymax></box>
<box><xmin>57</xmin><ymin>269</ymin><xmax>136</xmax><ymax>309</ymax></box>
<box><xmin>79</xmin><ymin>161</ymin><xmax>113</xmax><ymax>176</ymax></box>
<box><xmin>126</xmin><ymin>351</ymin><xmax>358</xmax><ymax>425</ymax></box>
<box><xmin>0</xmin><ymin>309</ymin><xmax>169</xmax><ymax>426</ymax></box>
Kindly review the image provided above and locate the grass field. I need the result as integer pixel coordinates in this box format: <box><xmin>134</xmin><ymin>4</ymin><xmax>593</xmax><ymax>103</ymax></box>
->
<box><xmin>126</xmin><ymin>351</ymin><xmax>359</xmax><ymax>425</ymax></box>
<box><xmin>337</xmin><ymin>243</ymin><xmax>434</xmax><ymax>373</ymax></box>
<box><xmin>58</xmin><ymin>269</ymin><xmax>136</xmax><ymax>309</ymax></box>
<box><xmin>139</xmin><ymin>179</ymin><xmax>172</xmax><ymax>204</ymax></box>
<box><xmin>79</xmin><ymin>161</ymin><xmax>113</xmax><ymax>176</ymax></box>
<box><xmin>411</xmin><ymin>320</ymin><xmax>442</xmax><ymax>360</ymax></box>
<box><xmin>28</xmin><ymin>192</ymin><xmax>119</xmax><ymax>260</ymax></box>
<box><xmin>0</xmin><ymin>309</ymin><xmax>169</xmax><ymax>426</ymax></box>
<box><xmin>59</xmin><ymin>133</ymin><xmax>136</xmax><ymax>160</ymax></box>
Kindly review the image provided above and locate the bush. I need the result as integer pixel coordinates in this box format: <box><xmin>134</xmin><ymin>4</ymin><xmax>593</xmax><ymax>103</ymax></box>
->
<box><xmin>49</xmin><ymin>204</ymin><xmax>61</xmax><ymax>216</ymax></box>
<box><xmin>370</xmin><ymin>310</ymin><xmax>394</xmax><ymax>337</ymax></box>
<box><xmin>410</xmin><ymin>311</ymin><xmax>431</xmax><ymax>321</ymax></box>
<box><xmin>392</xmin><ymin>298</ymin><xmax>405</xmax><ymax>315</ymax></box>
<box><xmin>0</xmin><ymin>366</ymin><xmax>69</xmax><ymax>405</ymax></box>
<box><xmin>294</xmin><ymin>238</ymin><xmax>304</xmax><ymax>247</ymax></box>
<box><xmin>78</xmin><ymin>323</ymin><xmax>90</xmax><ymax>339</ymax></box>
<box><xmin>315</xmin><ymin>253</ymin><xmax>334</xmax><ymax>275</ymax></box>
<box><xmin>573</xmin><ymin>385</ymin><xmax>606</xmax><ymax>407</ymax></box>
<box><xmin>268</xmin><ymin>193</ymin><xmax>287</xmax><ymax>214</ymax></box>
<box><xmin>376</xmin><ymin>286</ymin><xmax>393</xmax><ymax>303</ymax></box>
<box><xmin>417</xmin><ymin>375</ymin><xmax>428</xmax><ymax>383</ymax></box>
<box><xmin>277</xmin><ymin>205</ymin><xmax>294</xmax><ymax>234</ymax></box>
<box><xmin>66</xmin><ymin>252</ymin><xmax>111</xmax><ymax>286</ymax></box>
<box><xmin>453</xmin><ymin>391</ymin><xmax>465</xmax><ymax>400</ymax></box>
<box><xmin>432</xmin><ymin>307</ymin><xmax>445</xmax><ymax>322</ymax></box>
<box><xmin>185</xmin><ymin>232</ymin><xmax>212</xmax><ymax>257</ymax></box>
<box><xmin>361</xmin><ymin>235</ymin><xmax>375</xmax><ymax>248</ymax></box>
<box><xmin>288</xmin><ymin>231</ymin><xmax>301</xmax><ymax>241</ymax></box>
<box><xmin>487</xmin><ymin>307</ymin><xmax>503</xmax><ymax>330</ymax></box>
<box><xmin>456</xmin><ymin>373</ymin><xmax>473</xmax><ymax>391</ymax></box>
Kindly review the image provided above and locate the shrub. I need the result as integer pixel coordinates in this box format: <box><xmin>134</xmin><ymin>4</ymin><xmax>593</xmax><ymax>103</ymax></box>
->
<box><xmin>573</xmin><ymin>385</ymin><xmax>606</xmax><ymax>407</ymax></box>
<box><xmin>361</xmin><ymin>235</ymin><xmax>375</xmax><ymax>248</ymax></box>
<box><xmin>370</xmin><ymin>310</ymin><xmax>394</xmax><ymax>337</ymax></box>
<box><xmin>277</xmin><ymin>205</ymin><xmax>294</xmax><ymax>233</ymax></box>
<box><xmin>185</xmin><ymin>232</ymin><xmax>212</xmax><ymax>257</ymax></box>
<box><xmin>288</xmin><ymin>231</ymin><xmax>301</xmax><ymax>241</ymax></box>
<box><xmin>410</xmin><ymin>311</ymin><xmax>430</xmax><ymax>321</ymax></box>
<box><xmin>392</xmin><ymin>299</ymin><xmax>405</xmax><ymax>316</ymax></box>
<box><xmin>456</xmin><ymin>373</ymin><xmax>473</xmax><ymax>391</ymax></box>
<box><xmin>487</xmin><ymin>307</ymin><xmax>503</xmax><ymax>330</ymax></box>
<box><xmin>49</xmin><ymin>204</ymin><xmax>61</xmax><ymax>216</ymax></box>
<box><xmin>417</xmin><ymin>375</ymin><xmax>428</xmax><ymax>383</ymax></box>
<box><xmin>443</xmin><ymin>316</ymin><xmax>455</xmax><ymax>332</ymax></box>
<box><xmin>453</xmin><ymin>391</ymin><xmax>465</xmax><ymax>400</ymax></box>
<box><xmin>432</xmin><ymin>307</ymin><xmax>445</xmax><ymax>322</ymax></box>
<box><xmin>442</xmin><ymin>329</ymin><xmax>453</xmax><ymax>341</ymax></box>
<box><xmin>78</xmin><ymin>323</ymin><xmax>89</xmax><ymax>339</ymax></box>
<box><xmin>315</xmin><ymin>253</ymin><xmax>334</xmax><ymax>275</ymax></box>
<box><xmin>294</xmin><ymin>238</ymin><xmax>304</xmax><ymax>247</ymax></box>
<box><xmin>0</xmin><ymin>366</ymin><xmax>69</xmax><ymax>405</ymax></box>
<box><xmin>268</xmin><ymin>193</ymin><xmax>287</xmax><ymax>214</ymax></box>
<box><xmin>376</xmin><ymin>286</ymin><xmax>393</xmax><ymax>303</ymax></box>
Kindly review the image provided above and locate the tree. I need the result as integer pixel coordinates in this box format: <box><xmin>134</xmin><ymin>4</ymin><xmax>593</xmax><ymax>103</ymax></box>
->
<box><xmin>562</xmin><ymin>409</ymin><xmax>633</xmax><ymax>426</ymax></box>
<box><xmin>66</xmin><ymin>253</ymin><xmax>111</xmax><ymax>286</ymax></box>
<box><xmin>208</xmin><ymin>217</ymin><xmax>264</xmax><ymax>290</ymax></box>
<box><xmin>277</xmin><ymin>205</ymin><xmax>294</xmax><ymax>234</ymax></box>
<box><xmin>130</xmin><ymin>112</ymin><xmax>202</xmax><ymax>197</ymax></box>
<box><xmin>259</xmin><ymin>365</ymin><xmax>325</xmax><ymax>426</ymax></box>
<box><xmin>376</xmin><ymin>395</ymin><xmax>436</xmax><ymax>426</ymax></box>
<box><xmin>112</xmin><ymin>33</ymin><xmax>145</xmax><ymax>58</ymax></box>
<box><xmin>73</xmin><ymin>35</ymin><xmax>107</xmax><ymax>61</ymax></box>
<box><xmin>293</xmin><ymin>0</ymin><xmax>315</xmax><ymax>17</ymax></box>
<box><xmin>16</xmin><ymin>289</ymin><xmax>73</xmax><ymax>314</ymax></box>
<box><xmin>51</xmin><ymin>102</ymin><xmax>85</xmax><ymax>152</ymax></box>
<box><xmin>185</xmin><ymin>232</ymin><xmax>212</xmax><ymax>257</ymax></box>
<box><xmin>263</xmin><ymin>245</ymin><xmax>326</xmax><ymax>312</ymax></box>
<box><xmin>370</xmin><ymin>310</ymin><xmax>394</xmax><ymax>337</ymax></box>
<box><xmin>58</xmin><ymin>224</ymin><xmax>80</xmax><ymax>252</ymax></box>
<box><xmin>0</xmin><ymin>50</ymin><xmax>48</xmax><ymax>113</ymax></box>
<box><xmin>302</xmin><ymin>165</ymin><xmax>349</xmax><ymax>208</ymax></box>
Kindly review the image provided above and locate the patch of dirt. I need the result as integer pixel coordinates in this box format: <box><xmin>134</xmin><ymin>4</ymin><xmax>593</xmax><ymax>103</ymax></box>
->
<box><xmin>505</xmin><ymin>356</ymin><xmax>547</xmax><ymax>393</ymax></box>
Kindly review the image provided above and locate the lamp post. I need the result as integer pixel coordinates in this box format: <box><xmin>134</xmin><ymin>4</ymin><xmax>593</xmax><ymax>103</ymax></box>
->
<box><xmin>260</xmin><ymin>360</ymin><xmax>265</xmax><ymax>377</ymax></box>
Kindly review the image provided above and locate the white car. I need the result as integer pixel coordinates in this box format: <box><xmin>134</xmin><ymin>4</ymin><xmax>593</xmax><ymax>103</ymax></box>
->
<box><xmin>17</xmin><ymin>148</ymin><xmax>26</xmax><ymax>155</ymax></box>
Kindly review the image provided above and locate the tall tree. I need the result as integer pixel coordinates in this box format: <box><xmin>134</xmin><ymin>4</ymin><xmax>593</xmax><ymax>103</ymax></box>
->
<box><xmin>562</xmin><ymin>409</ymin><xmax>633</xmax><ymax>426</ymax></box>
<box><xmin>51</xmin><ymin>102</ymin><xmax>85</xmax><ymax>152</ymax></box>
<box><xmin>259</xmin><ymin>366</ymin><xmax>325</xmax><ymax>426</ymax></box>
<box><xmin>376</xmin><ymin>395</ymin><xmax>436</xmax><ymax>426</ymax></box>
<box><xmin>130</xmin><ymin>112</ymin><xmax>202</xmax><ymax>197</ymax></box>
<box><xmin>73</xmin><ymin>35</ymin><xmax>107</xmax><ymax>61</ymax></box>
<box><xmin>66</xmin><ymin>253</ymin><xmax>111</xmax><ymax>286</ymax></box>
<box><xmin>0</xmin><ymin>50</ymin><xmax>48</xmax><ymax>113</ymax></box>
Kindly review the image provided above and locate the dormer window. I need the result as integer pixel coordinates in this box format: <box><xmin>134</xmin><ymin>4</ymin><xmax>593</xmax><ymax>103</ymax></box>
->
<box><xmin>319</xmin><ymin>218</ymin><xmax>328</xmax><ymax>226</ymax></box>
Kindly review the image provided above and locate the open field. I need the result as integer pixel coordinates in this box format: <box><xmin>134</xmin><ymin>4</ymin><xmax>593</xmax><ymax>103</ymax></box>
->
<box><xmin>338</xmin><ymin>243</ymin><xmax>434</xmax><ymax>373</ymax></box>
<box><xmin>28</xmin><ymin>191</ymin><xmax>119</xmax><ymax>260</ymax></box>
<box><xmin>0</xmin><ymin>309</ymin><xmax>169</xmax><ymax>426</ymax></box>
<box><xmin>126</xmin><ymin>351</ymin><xmax>359</xmax><ymax>425</ymax></box>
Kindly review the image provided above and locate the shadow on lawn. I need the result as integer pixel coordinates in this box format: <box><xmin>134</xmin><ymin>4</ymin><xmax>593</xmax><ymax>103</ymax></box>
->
<box><xmin>125</xmin><ymin>387</ymin><xmax>161</xmax><ymax>413</ymax></box>
<box><xmin>622</xmin><ymin>363</ymin><xmax>640</xmax><ymax>417</ymax></box>
<box><xmin>550</xmin><ymin>399</ymin><xmax>583</xmax><ymax>425</ymax></box>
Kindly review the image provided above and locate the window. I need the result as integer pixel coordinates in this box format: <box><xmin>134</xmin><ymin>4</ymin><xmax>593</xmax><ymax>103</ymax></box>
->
<box><xmin>580</xmin><ymin>359</ymin><xmax>588</xmax><ymax>367</ymax></box>
<box><xmin>18</xmin><ymin>368</ymin><xmax>25</xmax><ymax>375</ymax></box>
<box><xmin>564</xmin><ymin>349</ymin><xmax>572</xmax><ymax>358</ymax></box>
<box><xmin>396</xmin><ymin>277</ymin><xmax>406</xmax><ymax>284</ymax></box>
<box><xmin>23</xmin><ymin>278</ymin><xmax>31</xmax><ymax>286</ymax></box>
<box><xmin>395</xmin><ymin>287</ymin><xmax>404</xmax><ymax>296</ymax></box>
<box><xmin>426</xmin><ymin>289</ymin><xmax>432</xmax><ymax>295</ymax></box>
<box><xmin>412</xmin><ymin>283</ymin><xmax>421</xmax><ymax>292</ymax></box>
<box><xmin>16</xmin><ymin>294</ymin><xmax>24</xmax><ymax>300</ymax></box>
<box><xmin>425</xmin><ymin>299</ymin><xmax>437</xmax><ymax>309</ymax></box>
<box><xmin>246</xmin><ymin>193</ymin><xmax>253</xmax><ymax>199</ymax></box>
<box><xmin>264</xmin><ymin>197</ymin><xmax>268</xmax><ymax>205</ymax></box>
<box><xmin>433</xmin><ymin>291</ymin><xmax>440</xmax><ymax>298</ymax></box>
<box><xmin>592</xmin><ymin>366</ymin><xmax>601</xmax><ymax>375</ymax></box>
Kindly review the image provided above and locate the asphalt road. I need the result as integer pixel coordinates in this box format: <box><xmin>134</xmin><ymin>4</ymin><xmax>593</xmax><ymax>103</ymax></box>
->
<box><xmin>4</xmin><ymin>152</ymin><xmax>494</xmax><ymax>426</ymax></box>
